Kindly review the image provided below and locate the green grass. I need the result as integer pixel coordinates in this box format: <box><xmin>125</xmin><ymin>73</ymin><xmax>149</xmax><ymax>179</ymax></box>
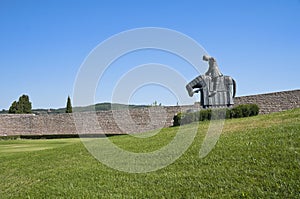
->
<box><xmin>0</xmin><ymin>109</ymin><xmax>299</xmax><ymax>198</ymax></box>
<box><xmin>0</xmin><ymin>139</ymin><xmax>80</xmax><ymax>154</ymax></box>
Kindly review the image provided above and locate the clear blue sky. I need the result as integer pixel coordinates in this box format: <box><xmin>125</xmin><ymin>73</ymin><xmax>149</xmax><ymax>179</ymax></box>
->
<box><xmin>0</xmin><ymin>0</ymin><xmax>299</xmax><ymax>109</ymax></box>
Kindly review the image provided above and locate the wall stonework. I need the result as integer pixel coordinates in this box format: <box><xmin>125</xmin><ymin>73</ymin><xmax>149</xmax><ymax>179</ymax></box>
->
<box><xmin>234</xmin><ymin>90</ymin><xmax>300</xmax><ymax>114</ymax></box>
<box><xmin>0</xmin><ymin>90</ymin><xmax>299</xmax><ymax>136</ymax></box>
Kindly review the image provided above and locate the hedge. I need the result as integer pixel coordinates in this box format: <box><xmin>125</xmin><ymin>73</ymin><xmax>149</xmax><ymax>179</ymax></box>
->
<box><xmin>173</xmin><ymin>104</ymin><xmax>259</xmax><ymax>126</ymax></box>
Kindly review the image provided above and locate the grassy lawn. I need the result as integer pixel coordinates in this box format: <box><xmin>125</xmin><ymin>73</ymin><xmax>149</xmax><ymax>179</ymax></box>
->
<box><xmin>0</xmin><ymin>108</ymin><xmax>299</xmax><ymax>198</ymax></box>
<box><xmin>0</xmin><ymin>139</ymin><xmax>80</xmax><ymax>154</ymax></box>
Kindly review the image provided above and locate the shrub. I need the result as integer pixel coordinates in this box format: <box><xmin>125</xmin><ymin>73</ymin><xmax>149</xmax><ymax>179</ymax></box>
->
<box><xmin>231</xmin><ymin>106</ymin><xmax>243</xmax><ymax>118</ymax></box>
<box><xmin>173</xmin><ymin>104</ymin><xmax>259</xmax><ymax>126</ymax></box>
<box><xmin>211</xmin><ymin>108</ymin><xmax>227</xmax><ymax>120</ymax></box>
<box><xmin>199</xmin><ymin>109</ymin><xmax>211</xmax><ymax>121</ymax></box>
<box><xmin>180</xmin><ymin>114</ymin><xmax>189</xmax><ymax>125</ymax></box>
<box><xmin>173</xmin><ymin>112</ymin><xmax>182</xmax><ymax>127</ymax></box>
<box><xmin>249</xmin><ymin>104</ymin><xmax>259</xmax><ymax>116</ymax></box>
<box><xmin>226</xmin><ymin>109</ymin><xmax>231</xmax><ymax>119</ymax></box>
<box><xmin>230</xmin><ymin>104</ymin><xmax>260</xmax><ymax>118</ymax></box>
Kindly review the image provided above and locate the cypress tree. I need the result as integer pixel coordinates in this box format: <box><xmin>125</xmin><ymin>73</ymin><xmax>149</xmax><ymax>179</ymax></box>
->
<box><xmin>66</xmin><ymin>96</ymin><xmax>72</xmax><ymax>113</ymax></box>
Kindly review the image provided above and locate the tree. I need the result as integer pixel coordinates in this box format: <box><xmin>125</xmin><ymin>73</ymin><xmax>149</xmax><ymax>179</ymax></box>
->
<box><xmin>18</xmin><ymin>95</ymin><xmax>32</xmax><ymax>113</ymax></box>
<box><xmin>66</xmin><ymin>96</ymin><xmax>72</xmax><ymax>113</ymax></box>
<box><xmin>152</xmin><ymin>101</ymin><xmax>158</xmax><ymax>106</ymax></box>
<box><xmin>8</xmin><ymin>101</ymin><xmax>18</xmax><ymax>113</ymax></box>
<box><xmin>8</xmin><ymin>95</ymin><xmax>32</xmax><ymax>114</ymax></box>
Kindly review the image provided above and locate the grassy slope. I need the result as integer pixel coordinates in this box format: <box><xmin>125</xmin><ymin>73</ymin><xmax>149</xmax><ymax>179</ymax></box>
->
<box><xmin>0</xmin><ymin>109</ymin><xmax>299</xmax><ymax>198</ymax></box>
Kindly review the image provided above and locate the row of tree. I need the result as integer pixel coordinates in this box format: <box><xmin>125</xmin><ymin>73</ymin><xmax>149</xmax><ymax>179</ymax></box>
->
<box><xmin>8</xmin><ymin>95</ymin><xmax>73</xmax><ymax>114</ymax></box>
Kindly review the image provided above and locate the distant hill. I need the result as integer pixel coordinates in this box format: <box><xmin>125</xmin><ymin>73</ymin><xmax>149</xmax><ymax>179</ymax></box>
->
<box><xmin>38</xmin><ymin>103</ymin><xmax>149</xmax><ymax>114</ymax></box>
<box><xmin>0</xmin><ymin>103</ymin><xmax>149</xmax><ymax>115</ymax></box>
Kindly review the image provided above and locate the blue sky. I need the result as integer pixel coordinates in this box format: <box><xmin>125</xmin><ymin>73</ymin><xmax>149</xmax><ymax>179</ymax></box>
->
<box><xmin>0</xmin><ymin>0</ymin><xmax>299</xmax><ymax>109</ymax></box>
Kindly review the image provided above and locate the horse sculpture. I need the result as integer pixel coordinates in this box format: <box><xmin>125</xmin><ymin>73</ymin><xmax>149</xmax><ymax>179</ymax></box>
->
<box><xmin>186</xmin><ymin>55</ymin><xmax>236</xmax><ymax>108</ymax></box>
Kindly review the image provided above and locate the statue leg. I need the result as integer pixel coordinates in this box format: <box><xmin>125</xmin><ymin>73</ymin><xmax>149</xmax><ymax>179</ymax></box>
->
<box><xmin>186</xmin><ymin>84</ymin><xmax>195</xmax><ymax>97</ymax></box>
<box><xmin>186</xmin><ymin>76</ymin><xmax>205</xmax><ymax>97</ymax></box>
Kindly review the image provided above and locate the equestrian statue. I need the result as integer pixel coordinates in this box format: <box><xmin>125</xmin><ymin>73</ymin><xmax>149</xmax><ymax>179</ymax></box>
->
<box><xmin>186</xmin><ymin>55</ymin><xmax>236</xmax><ymax>108</ymax></box>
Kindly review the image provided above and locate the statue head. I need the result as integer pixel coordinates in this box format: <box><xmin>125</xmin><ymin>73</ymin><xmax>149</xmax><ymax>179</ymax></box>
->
<box><xmin>203</xmin><ymin>55</ymin><xmax>212</xmax><ymax>61</ymax></box>
<box><xmin>203</xmin><ymin>55</ymin><xmax>222</xmax><ymax>78</ymax></box>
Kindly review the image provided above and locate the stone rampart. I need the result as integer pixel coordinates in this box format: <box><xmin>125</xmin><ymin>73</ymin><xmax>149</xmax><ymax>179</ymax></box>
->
<box><xmin>0</xmin><ymin>89</ymin><xmax>299</xmax><ymax>136</ymax></box>
<box><xmin>234</xmin><ymin>89</ymin><xmax>300</xmax><ymax>114</ymax></box>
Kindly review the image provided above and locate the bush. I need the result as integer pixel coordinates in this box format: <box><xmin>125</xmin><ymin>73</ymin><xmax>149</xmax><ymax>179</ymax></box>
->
<box><xmin>173</xmin><ymin>112</ymin><xmax>182</xmax><ymax>127</ymax></box>
<box><xmin>249</xmin><ymin>104</ymin><xmax>259</xmax><ymax>116</ymax></box>
<box><xmin>231</xmin><ymin>106</ymin><xmax>243</xmax><ymax>118</ymax></box>
<box><xmin>200</xmin><ymin>109</ymin><xmax>211</xmax><ymax>121</ymax></box>
<box><xmin>211</xmin><ymin>108</ymin><xmax>227</xmax><ymax>120</ymax></box>
<box><xmin>226</xmin><ymin>109</ymin><xmax>231</xmax><ymax>119</ymax></box>
<box><xmin>230</xmin><ymin>104</ymin><xmax>260</xmax><ymax>118</ymax></box>
<box><xmin>181</xmin><ymin>112</ymin><xmax>195</xmax><ymax>125</ymax></box>
<box><xmin>173</xmin><ymin>104</ymin><xmax>259</xmax><ymax>126</ymax></box>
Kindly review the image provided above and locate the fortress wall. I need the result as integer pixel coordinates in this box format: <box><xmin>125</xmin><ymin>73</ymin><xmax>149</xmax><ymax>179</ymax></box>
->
<box><xmin>234</xmin><ymin>89</ymin><xmax>300</xmax><ymax>114</ymax></box>
<box><xmin>0</xmin><ymin>105</ymin><xmax>194</xmax><ymax>136</ymax></box>
<box><xmin>0</xmin><ymin>90</ymin><xmax>299</xmax><ymax>136</ymax></box>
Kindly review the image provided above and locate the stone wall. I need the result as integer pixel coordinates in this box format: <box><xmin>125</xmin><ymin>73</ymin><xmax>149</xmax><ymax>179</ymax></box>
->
<box><xmin>0</xmin><ymin>89</ymin><xmax>299</xmax><ymax>136</ymax></box>
<box><xmin>0</xmin><ymin>106</ymin><xmax>195</xmax><ymax>136</ymax></box>
<box><xmin>234</xmin><ymin>89</ymin><xmax>300</xmax><ymax>114</ymax></box>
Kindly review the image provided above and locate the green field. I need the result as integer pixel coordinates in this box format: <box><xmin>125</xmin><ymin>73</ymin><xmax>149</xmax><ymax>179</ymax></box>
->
<box><xmin>0</xmin><ymin>109</ymin><xmax>299</xmax><ymax>198</ymax></box>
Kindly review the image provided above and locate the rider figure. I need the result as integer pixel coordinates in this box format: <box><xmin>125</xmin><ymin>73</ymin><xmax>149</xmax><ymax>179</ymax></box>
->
<box><xmin>203</xmin><ymin>55</ymin><xmax>223</xmax><ymax>96</ymax></box>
